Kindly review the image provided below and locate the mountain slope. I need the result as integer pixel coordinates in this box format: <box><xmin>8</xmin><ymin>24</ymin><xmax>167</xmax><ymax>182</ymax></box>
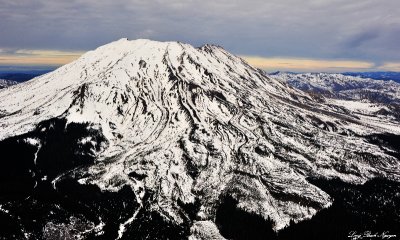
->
<box><xmin>1</xmin><ymin>39</ymin><xmax>400</xmax><ymax>239</ymax></box>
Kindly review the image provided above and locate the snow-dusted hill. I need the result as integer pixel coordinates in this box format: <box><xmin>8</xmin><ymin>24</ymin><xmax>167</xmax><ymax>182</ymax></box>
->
<box><xmin>0</xmin><ymin>79</ymin><xmax>18</xmax><ymax>89</ymax></box>
<box><xmin>272</xmin><ymin>72</ymin><xmax>400</xmax><ymax>121</ymax></box>
<box><xmin>1</xmin><ymin>39</ymin><xmax>400</xmax><ymax>239</ymax></box>
<box><xmin>272</xmin><ymin>72</ymin><xmax>400</xmax><ymax>104</ymax></box>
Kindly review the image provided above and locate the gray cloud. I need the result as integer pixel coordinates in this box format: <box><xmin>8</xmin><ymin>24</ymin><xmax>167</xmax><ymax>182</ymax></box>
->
<box><xmin>0</xmin><ymin>0</ymin><xmax>399</xmax><ymax>64</ymax></box>
<box><xmin>346</xmin><ymin>30</ymin><xmax>380</xmax><ymax>49</ymax></box>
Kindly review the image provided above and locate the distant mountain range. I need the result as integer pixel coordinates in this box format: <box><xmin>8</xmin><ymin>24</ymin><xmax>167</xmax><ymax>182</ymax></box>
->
<box><xmin>271</xmin><ymin>72</ymin><xmax>400</xmax><ymax>104</ymax></box>
<box><xmin>342</xmin><ymin>72</ymin><xmax>400</xmax><ymax>83</ymax></box>
<box><xmin>271</xmin><ymin>72</ymin><xmax>400</xmax><ymax>121</ymax></box>
<box><xmin>268</xmin><ymin>71</ymin><xmax>400</xmax><ymax>83</ymax></box>
<box><xmin>2</xmin><ymin>67</ymin><xmax>399</xmax><ymax>85</ymax></box>
<box><xmin>0</xmin><ymin>79</ymin><xmax>18</xmax><ymax>89</ymax></box>
<box><xmin>0</xmin><ymin>68</ymin><xmax>55</xmax><ymax>82</ymax></box>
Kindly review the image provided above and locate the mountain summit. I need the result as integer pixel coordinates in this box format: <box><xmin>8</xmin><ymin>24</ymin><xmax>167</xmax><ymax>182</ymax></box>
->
<box><xmin>0</xmin><ymin>39</ymin><xmax>399</xmax><ymax>239</ymax></box>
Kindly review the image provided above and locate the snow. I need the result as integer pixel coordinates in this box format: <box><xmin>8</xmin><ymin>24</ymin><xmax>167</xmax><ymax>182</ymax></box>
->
<box><xmin>0</xmin><ymin>204</ymin><xmax>9</xmax><ymax>214</ymax></box>
<box><xmin>1</xmin><ymin>38</ymin><xmax>400</xmax><ymax>233</ymax></box>
<box><xmin>117</xmin><ymin>207</ymin><xmax>141</xmax><ymax>239</ymax></box>
<box><xmin>329</xmin><ymin>99</ymin><xmax>385</xmax><ymax>113</ymax></box>
<box><xmin>273</xmin><ymin>72</ymin><xmax>400</xmax><ymax>106</ymax></box>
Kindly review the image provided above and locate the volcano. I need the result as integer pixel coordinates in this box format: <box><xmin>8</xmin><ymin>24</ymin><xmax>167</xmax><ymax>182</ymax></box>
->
<box><xmin>0</xmin><ymin>39</ymin><xmax>399</xmax><ymax>239</ymax></box>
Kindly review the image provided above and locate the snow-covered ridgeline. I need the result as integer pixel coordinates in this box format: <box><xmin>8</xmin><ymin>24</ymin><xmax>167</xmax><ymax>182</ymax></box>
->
<box><xmin>0</xmin><ymin>39</ymin><xmax>399</xmax><ymax>236</ymax></box>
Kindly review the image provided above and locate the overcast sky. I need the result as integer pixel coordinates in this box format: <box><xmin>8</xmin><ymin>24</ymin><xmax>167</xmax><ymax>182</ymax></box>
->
<box><xmin>0</xmin><ymin>0</ymin><xmax>399</xmax><ymax>72</ymax></box>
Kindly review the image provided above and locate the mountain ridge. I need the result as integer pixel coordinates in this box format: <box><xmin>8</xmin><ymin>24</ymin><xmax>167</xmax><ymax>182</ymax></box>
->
<box><xmin>271</xmin><ymin>72</ymin><xmax>400</xmax><ymax>103</ymax></box>
<box><xmin>0</xmin><ymin>79</ymin><xmax>18</xmax><ymax>89</ymax></box>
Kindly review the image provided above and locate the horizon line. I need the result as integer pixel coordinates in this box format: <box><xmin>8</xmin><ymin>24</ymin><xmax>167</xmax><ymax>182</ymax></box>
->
<box><xmin>1</xmin><ymin>49</ymin><xmax>400</xmax><ymax>72</ymax></box>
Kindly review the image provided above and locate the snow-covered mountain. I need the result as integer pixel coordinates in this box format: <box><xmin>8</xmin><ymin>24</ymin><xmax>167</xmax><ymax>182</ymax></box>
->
<box><xmin>272</xmin><ymin>72</ymin><xmax>400</xmax><ymax>104</ymax></box>
<box><xmin>343</xmin><ymin>71</ymin><xmax>400</xmax><ymax>83</ymax></box>
<box><xmin>1</xmin><ymin>39</ymin><xmax>399</xmax><ymax>239</ymax></box>
<box><xmin>0</xmin><ymin>79</ymin><xmax>18</xmax><ymax>89</ymax></box>
<box><xmin>272</xmin><ymin>72</ymin><xmax>400</xmax><ymax>122</ymax></box>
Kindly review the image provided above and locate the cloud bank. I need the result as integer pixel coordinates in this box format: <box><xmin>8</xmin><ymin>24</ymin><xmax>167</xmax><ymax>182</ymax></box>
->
<box><xmin>0</xmin><ymin>49</ymin><xmax>84</xmax><ymax>66</ymax></box>
<box><xmin>0</xmin><ymin>0</ymin><xmax>399</xmax><ymax>71</ymax></box>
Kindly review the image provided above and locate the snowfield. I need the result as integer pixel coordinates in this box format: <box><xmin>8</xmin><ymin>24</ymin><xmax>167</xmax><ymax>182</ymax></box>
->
<box><xmin>1</xmin><ymin>39</ymin><xmax>400</xmax><ymax>239</ymax></box>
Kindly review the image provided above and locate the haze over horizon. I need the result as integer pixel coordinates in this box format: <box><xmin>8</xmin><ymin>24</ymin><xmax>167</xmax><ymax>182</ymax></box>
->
<box><xmin>1</xmin><ymin>0</ymin><xmax>399</xmax><ymax>72</ymax></box>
